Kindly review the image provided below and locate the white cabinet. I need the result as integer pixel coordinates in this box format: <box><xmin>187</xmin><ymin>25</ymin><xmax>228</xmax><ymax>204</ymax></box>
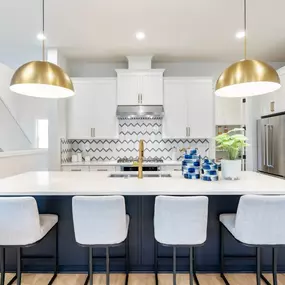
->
<box><xmin>188</xmin><ymin>80</ymin><xmax>214</xmax><ymax>138</ymax></box>
<box><xmin>160</xmin><ymin>166</ymin><xmax>182</xmax><ymax>172</ymax></box>
<box><xmin>116</xmin><ymin>70</ymin><xmax>164</xmax><ymax>106</ymax></box>
<box><xmin>116</xmin><ymin>73</ymin><xmax>140</xmax><ymax>105</ymax></box>
<box><xmin>141</xmin><ymin>73</ymin><xmax>163</xmax><ymax>105</ymax></box>
<box><xmin>89</xmin><ymin>166</ymin><xmax>117</xmax><ymax>172</ymax></box>
<box><xmin>163</xmin><ymin>79</ymin><xmax>188</xmax><ymax>138</ymax></box>
<box><xmin>163</xmin><ymin>78</ymin><xmax>214</xmax><ymax>139</ymax></box>
<box><xmin>67</xmin><ymin>78</ymin><xmax>118</xmax><ymax>139</ymax></box>
<box><xmin>215</xmin><ymin>97</ymin><xmax>243</xmax><ymax>125</ymax></box>
<box><xmin>61</xmin><ymin>166</ymin><xmax>89</xmax><ymax>172</ymax></box>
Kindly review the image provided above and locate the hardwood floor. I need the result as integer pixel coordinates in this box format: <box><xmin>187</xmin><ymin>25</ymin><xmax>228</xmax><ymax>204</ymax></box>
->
<box><xmin>1</xmin><ymin>273</ymin><xmax>285</xmax><ymax>285</ymax></box>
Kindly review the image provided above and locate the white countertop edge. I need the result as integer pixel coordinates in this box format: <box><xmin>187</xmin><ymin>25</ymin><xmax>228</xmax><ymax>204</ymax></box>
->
<box><xmin>0</xmin><ymin>149</ymin><xmax>48</xmax><ymax>158</ymax></box>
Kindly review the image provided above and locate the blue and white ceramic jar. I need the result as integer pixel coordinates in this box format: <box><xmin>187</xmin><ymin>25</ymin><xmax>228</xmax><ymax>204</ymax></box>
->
<box><xmin>182</xmin><ymin>149</ymin><xmax>201</xmax><ymax>179</ymax></box>
<box><xmin>200</xmin><ymin>158</ymin><xmax>219</xmax><ymax>181</ymax></box>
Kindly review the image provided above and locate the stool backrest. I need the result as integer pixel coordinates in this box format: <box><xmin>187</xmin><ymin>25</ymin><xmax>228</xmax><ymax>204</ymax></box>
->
<box><xmin>0</xmin><ymin>197</ymin><xmax>41</xmax><ymax>245</ymax></box>
<box><xmin>72</xmin><ymin>196</ymin><xmax>127</xmax><ymax>245</ymax></box>
<box><xmin>235</xmin><ymin>195</ymin><xmax>285</xmax><ymax>245</ymax></box>
<box><xmin>154</xmin><ymin>196</ymin><xmax>208</xmax><ymax>245</ymax></box>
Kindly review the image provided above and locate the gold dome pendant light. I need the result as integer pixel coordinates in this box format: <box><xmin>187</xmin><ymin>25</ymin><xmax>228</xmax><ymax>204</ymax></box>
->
<box><xmin>10</xmin><ymin>0</ymin><xmax>74</xmax><ymax>98</ymax></box>
<box><xmin>215</xmin><ymin>0</ymin><xmax>280</xmax><ymax>97</ymax></box>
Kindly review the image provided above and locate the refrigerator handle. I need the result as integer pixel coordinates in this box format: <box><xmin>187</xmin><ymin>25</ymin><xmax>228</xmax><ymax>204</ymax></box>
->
<box><xmin>266</xmin><ymin>124</ymin><xmax>270</xmax><ymax>167</ymax></box>
<box><xmin>268</xmin><ymin>125</ymin><xmax>274</xmax><ymax>168</ymax></box>
<box><xmin>264</xmin><ymin>124</ymin><xmax>267</xmax><ymax>166</ymax></box>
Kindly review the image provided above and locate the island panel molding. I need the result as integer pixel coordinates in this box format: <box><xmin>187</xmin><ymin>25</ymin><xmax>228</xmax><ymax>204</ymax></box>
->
<box><xmin>61</xmin><ymin>119</ymin><xmax>210</xmax><ymax>163</ymax></box>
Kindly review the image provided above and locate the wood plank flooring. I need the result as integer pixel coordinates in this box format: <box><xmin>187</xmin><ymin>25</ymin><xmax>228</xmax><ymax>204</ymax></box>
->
<box><xmin>1</xmin><ymin>273</ymin><xmax>285</xmax><ymax>285</ymax></box>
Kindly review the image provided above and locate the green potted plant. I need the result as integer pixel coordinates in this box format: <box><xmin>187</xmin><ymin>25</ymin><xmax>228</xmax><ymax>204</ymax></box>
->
<box><xmin>215</xmin><ymin>128</ymin><xmax>249</xmax><ymax>180</ymax></box>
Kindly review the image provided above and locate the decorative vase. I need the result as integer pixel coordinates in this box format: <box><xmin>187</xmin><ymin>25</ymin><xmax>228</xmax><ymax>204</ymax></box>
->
<box><xmin>221</xmin><ymin>159</ymin><xmax>241</xmax><ymax>180</ymax></box>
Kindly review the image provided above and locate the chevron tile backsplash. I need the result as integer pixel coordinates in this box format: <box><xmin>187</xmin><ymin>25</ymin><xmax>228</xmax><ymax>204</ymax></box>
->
<box><xmin>61</xmin><ymin>119</ymin><xmax>210</xmax><ymax>162</ymax></box>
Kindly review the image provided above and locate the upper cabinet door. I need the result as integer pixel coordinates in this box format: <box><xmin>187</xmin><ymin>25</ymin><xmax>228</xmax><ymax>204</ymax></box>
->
<box><xmin>67</xmin><ymin>80</ymin><xmax>95</xmax><ymax>139</ymax></box>
<box><xmin>67</xmin><ymin>79</ymin><xmax>118</xmax><ymax>139</ymax></box>
<box><xmin>117</xmin><ymin>73</ymin><xmax>140</xmax><ymax>105</ymax></box>
<box><xmin>187</xmin><ymin>79</ymin><xmax>214</xmax><ymax>138</ymax></box>
<box><xmin>163</xmin><ymin>79</ymin><xmax>188</xmax><ymax>138</ymax></box>
<box><xmin>92</xmin><ymin>79</ymin><xmax>118</xmax><ymax>138</ymax></box>
<box><xmin>141</xmin><ymin>73</ymin><xmax>164</xmax><ymax>105</ymax></box>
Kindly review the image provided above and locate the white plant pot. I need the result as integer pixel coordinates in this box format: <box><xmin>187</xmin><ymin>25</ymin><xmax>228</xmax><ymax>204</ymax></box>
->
<box><xmin>221</xmin><ymin>159</ymin><xmax>241</xmax><ymax>180</ymax></box>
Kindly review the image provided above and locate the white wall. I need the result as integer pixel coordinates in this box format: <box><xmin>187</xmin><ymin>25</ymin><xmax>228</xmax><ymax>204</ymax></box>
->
<box><xmin>47</xmin><ymin>49</ymin><xmax>69</xmax><ymax>170</ymax></box>
<box><xmin>14</xmin><ymin>96</ymin><xmax>52</xmax><ymax>146</ymax></box>
<box><xmin>0</xmin><ymin>150</ymin><xmax>48</xmax><ymax>178</ymax></box>
<box><xmin>0</xmin><ymin>63</ymin><xmax>33</xmax><ymax>150</ymax></box>
<box><xmin>67</xmin><ymin>60</ymin><xmax>285</xmax><ymax>79</ymax></box>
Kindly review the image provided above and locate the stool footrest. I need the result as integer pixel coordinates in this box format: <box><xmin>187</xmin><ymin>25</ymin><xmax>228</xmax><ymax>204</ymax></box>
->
<box><xmin>221</xmin><ymin>273</ymin><xmax>273</xmax><ymax>285</ymax></box>
<box><xmin>224</xmin><ymin>255</ymin><xmax>256</xmax><ymax>259</ymax></box>
<box><xmin>21</xmin><ymin>255</ymin><xmax>55</xmax><ymax>260</ymax></box>
<box><xmin>6</xmin><ymin>275</ymin><xmax>17</xmax><ymax>285</ymax></box>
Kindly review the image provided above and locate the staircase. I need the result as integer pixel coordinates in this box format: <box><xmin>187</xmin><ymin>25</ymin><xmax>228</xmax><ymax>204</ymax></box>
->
<box><xmin>0</xmin><ymin>63</ymin><xmax>32</xmax><ymax>150</ymax></box>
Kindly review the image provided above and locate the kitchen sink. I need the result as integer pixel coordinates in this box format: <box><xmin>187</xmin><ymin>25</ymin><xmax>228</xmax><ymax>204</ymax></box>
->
<box><xmin>108</xmin><ymin>173</ymin><xmax>172</xmax><ymax>178</ymax></box>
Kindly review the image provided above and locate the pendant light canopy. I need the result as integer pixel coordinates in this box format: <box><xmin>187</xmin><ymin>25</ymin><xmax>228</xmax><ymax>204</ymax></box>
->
<box><xmin>10</xmin><ymin>0</ymin><xmax>74</xmax><ymax>98</ymax></box>
<box><xmin>215</xmin><ymin>0</ymin><xmax>280</xmax><ymax>97</ymax></box>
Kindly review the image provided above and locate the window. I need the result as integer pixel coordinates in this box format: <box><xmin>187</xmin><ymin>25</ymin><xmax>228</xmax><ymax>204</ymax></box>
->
<box><xmin>36</xmin><ymin>119</ymin><xmax>49</xmax><ymax>148</ymax></box>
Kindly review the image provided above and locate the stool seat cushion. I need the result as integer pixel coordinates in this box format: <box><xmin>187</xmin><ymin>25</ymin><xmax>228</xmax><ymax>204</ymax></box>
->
<box><xmin>0</xmin><ymin>197</ymin><xmax>58</xmax><ymax>246</ymax></box>
<box><xmin>154</xmin><ymin>196</ymin><xmax>208</xmax><ymax>245</ymax></box>
<box><xmin>72</xmin><ymin>196</ymin><xmax>129</xmax><ymax>245</ymax></box>
<box><xmin>39</xmin><ymin>214</ymin><xmax>58</xmax><ymax>241</ymax></box>
<box><xmin>219</xmin><ymin>213</ymin><xmax>236</xmax><ymax>237</ymax></box>
<box><xmin>220</xmin><ymin>195</ymin><xmax>285</xmax><ymax>245</ymax></box>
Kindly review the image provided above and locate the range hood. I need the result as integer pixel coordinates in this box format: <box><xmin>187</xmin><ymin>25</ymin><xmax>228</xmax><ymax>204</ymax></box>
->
<box><xmin>116</xmin><ymin>105</ymin><xmax>164</xmax><ymax>119</ymax></box>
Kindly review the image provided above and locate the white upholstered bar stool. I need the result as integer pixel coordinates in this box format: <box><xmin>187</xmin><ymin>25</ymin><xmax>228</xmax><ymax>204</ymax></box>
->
<box><xmin>0</xmin><ymin>197</ymin><xmax>58</xmax><ymax>285</ymax></box>
<box><xmin>220</xmin><ymin>195</ymin><xmax>285</xmax><ymax>285</ymax></box>
<box><xmin>154</xmin><ymin>196</ymin><xmax>209</xmax><ymax>285</ymax></box>
<box><xmin>72</xmin><ymin>196</ymin><xmax>130</xmax><ymax>285</ymax></box>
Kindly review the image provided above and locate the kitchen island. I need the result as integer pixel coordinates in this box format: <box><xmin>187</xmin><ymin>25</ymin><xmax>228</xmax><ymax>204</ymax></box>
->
<box><xmin>0</xmin><ymin>171</ymin><xmax>285</xmax><ymax>273</ymax></box>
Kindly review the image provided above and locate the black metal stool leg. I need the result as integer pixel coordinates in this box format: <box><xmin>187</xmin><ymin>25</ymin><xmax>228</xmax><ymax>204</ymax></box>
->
<box><xmin>16</xmin><ymin>248</ymin><xmax>21</xmax><ymax>285</ymax></box>
<box><xmin>48</xmin><ymin>224</ymin><xmax>58</xmax><ymax>285</ymax></box>
<box><xmin>256</xmin><ymin>247</ymin><xmax>261</xmax><ymax>285</ymax></box>
<box><xmin>84</xmin><ymin>247</ymin><xmax>92</xmax><ymax>285</ymax></box>
<box><xmin>154</xmin><ymin>240</ymin><xmax>158</xmax><ymax>285</ymax></box>
<box><xmin>220</xmin><ymin>223</ymin><xmax>230</xmax><ymax>285</ymax></box>
<box><xmin>125</xmin><ymin>237</ymin><xmax>129</xmax><ymax>285</ymax></box>
<box><xmin>192</xmin><ymin>248</ymin><xmax>200</xmax><ymax>285</ymax></box>
<box><xmin>106</xmin><ymin>247</ymin><xmax>110</xmax><ymax>285</ymax></box>
<box><xmin>0</xmin><ymin>248</ymin><xmax>5</xmax><ymax>285</ymax></box>
<box><xmin>273</xmin><ymin>248</ymin><xmax>278</xmax><ymax>285</ymax></box>
<box><xmin>173</xmin><ymin>246</ymin><xmax>177</xmax><ymax>285</ymax></box>
<box><xmin>189</xmin><ymin>247</ymin><xmax>194</xmax><ymax>285</ymax></box>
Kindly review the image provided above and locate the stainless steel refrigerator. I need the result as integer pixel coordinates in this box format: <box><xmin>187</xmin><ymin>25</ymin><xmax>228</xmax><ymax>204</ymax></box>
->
<box><xmin>257</xmin><ymin>114</ymin><xmax>285</xmax><ymax>177</ymax></box>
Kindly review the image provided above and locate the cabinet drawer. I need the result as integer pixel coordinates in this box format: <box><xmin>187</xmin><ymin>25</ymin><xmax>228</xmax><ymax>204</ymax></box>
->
<box><xmin>89</xmin><ymin>166</ymin><xmax>116</xmax><ymax>172</ymax></box>
<box><xmin>161</xmin><ymin>166</ymin><xmax>182</xmax><ymax>172</ymax></box>
<box><xmin>62</xmin><ymin>166</ymin><xmax>90</xmax><ymax>172</ymax></box>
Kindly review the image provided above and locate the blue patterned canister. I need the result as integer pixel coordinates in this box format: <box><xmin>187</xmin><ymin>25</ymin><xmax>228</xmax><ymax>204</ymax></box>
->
<box><xmin>182</xmin><ymin>148</ymin><xmax>201</xmax><ymax>179</ymax></box>
<box><xmin>200</xmin><ymin>158</ymin><xmax>219</xmax><ymax>182</ymax></box>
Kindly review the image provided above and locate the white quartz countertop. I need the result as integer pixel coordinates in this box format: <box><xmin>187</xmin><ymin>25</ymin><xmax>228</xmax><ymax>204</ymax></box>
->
<box><xmin>0</xmin><ymin>171</ymin><xmax>285</xmax><ymax>196</ymax></box>
<box><xmin>61</xmin><ymin>161</ymin><xmax>182</xmax><ymax>167</ymax></box>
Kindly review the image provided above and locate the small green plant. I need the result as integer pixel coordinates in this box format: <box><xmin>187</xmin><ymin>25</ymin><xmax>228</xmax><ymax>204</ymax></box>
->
<box><xmin>215</xmin><ymin>128</ymin><xmax>249</xmax><ymax>160</ymax></box>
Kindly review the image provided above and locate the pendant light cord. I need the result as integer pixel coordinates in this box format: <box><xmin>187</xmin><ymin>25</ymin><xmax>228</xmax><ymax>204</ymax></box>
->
<box><xmin>42</xmin><ymin>0</ymin><xmax>46</xmax><ymax>61</ymax></box>
<box><xmin>244</xmin><ymin>0</ymin><xmax>247</xmax><ymax>59</ymax></box>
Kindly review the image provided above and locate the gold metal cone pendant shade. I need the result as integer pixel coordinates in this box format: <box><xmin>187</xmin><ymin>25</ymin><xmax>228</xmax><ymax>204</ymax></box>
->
<box><xmin>10</xmin><ymin>61</ymin><xmax>74</xmax><ymax>98</ymax></box>
<box><xmin>215</xmin><ymin>59</ymin><xmax>281</xmax><ymax>97</ymax></box>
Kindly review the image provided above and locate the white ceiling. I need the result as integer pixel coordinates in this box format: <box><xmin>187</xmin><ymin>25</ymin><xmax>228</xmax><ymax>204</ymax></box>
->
<box><xmin>1</xmin><ymin>0</ymin><xmax>285</xmax><ymax>67</ymax></box>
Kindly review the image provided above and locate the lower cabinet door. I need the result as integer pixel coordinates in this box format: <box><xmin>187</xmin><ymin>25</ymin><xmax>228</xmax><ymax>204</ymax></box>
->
<box><xmin>61</xmin><ymin>166</ymin><xmax>90</xmax><ymax>171</ymax></box>
<box><xmin>89</xmin><ymin>166</ymin><xmax>116</xmax><ymax>172</ymax></box>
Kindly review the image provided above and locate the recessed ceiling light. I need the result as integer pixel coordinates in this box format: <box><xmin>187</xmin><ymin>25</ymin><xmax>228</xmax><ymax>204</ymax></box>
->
<box><xmin>37</xmin><ymin>33</ymin><xmax>46</xmax><ymax>41</ymax></box>
<box><xmin>135</xmin><ymin>31</ymin><xmax>146</xmax><ymax>41</ymax></box>
<box><xmin>235</xmin><ymin>31</ymin><xmax>245</xmax><ymax>39</ymax></box>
